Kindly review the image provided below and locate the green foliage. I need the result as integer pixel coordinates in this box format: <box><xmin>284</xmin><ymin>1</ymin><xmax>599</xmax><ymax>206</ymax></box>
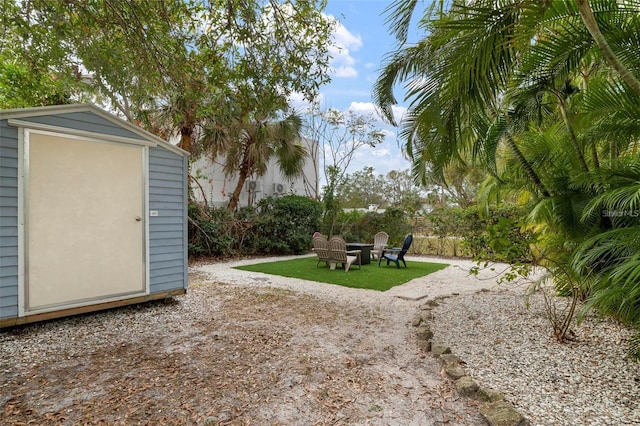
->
<box><xmin>323</xmin><ymin>207</ymin><xmax>412</xmax><ymax>248</ymax></box>
<box><xmin>629</xmin><ymin>331</ymin><xmax>640</xmax><ymax>361</ymax></box>
<box><xmin>375</xmin><ymin>0</ymin><xmax>640</xmax><ymax>354</ymax></box>
<box><xmin>0</xmin><ymin>61</ymin><xmax>72</xmax><ymax>108</ymax></box>
<box><xmin>249</xmin><ymin>195</ymin><xmax>323</xmax><ymax>255</ymax></box>
<box><xmin>187</xmin><ymin>203</ymin><xmax>236</xmax><ymax>257</ymax></box>
<box><xmin>188</xmin><ymin>195</ymin><xmax>322</xmax><ymax>258</ymax></box>
<box><xmin>423</xmin><ymin>204</ymin><xmax>536</xmax><ymax>263</ymax></box>
<box><xmin>5</xmin><ymin>0</ymin><xmax>334</xmax><ymax>151</ymax></box>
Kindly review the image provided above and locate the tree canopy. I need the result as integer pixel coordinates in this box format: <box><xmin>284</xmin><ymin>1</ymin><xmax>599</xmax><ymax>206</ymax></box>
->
<box><xmin>2</xmin><ymin>0</ymin><xmax>334</xmax><ymax>154</ymax></box>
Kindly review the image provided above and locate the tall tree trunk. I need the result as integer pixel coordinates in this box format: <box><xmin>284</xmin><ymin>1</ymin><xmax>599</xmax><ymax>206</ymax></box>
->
<box><xmin>180</xmin><ymin>126</ymin><xmax>192</xmax><ymax>154</ymax></box>
<box><xmin>576</xmin><ymin>0</ymin><xmax>640</xmax><ymax>96</ymax></box>
<box><xmin>227</xmin><ymin>152</ymin><xmax>252</xmax><ymax>211</ymax></box>
<box><xmin>591</xmin><ymin>145</ymin><xmax>600</xmax><ymax>169</ymax></box>
<box><xmin>556</xmin><ymin>96</ymin><xmax>589</xmax><ymax>172</ymax></box>
<box><xmin>505</xmin><ymin>135</ymin><xmax>552</xmax><ymax>197</ymax></box>
<box><xmin>227</xmin><ymin>170</ymin><xmax>249</xmax><ymax>211</ymax></box>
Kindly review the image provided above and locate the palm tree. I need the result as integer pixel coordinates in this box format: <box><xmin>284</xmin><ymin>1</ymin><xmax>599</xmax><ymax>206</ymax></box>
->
<box><xmin>374</xmin><ymin>0</ymin><xmax>640</xmax><ymax>348</ymax></box>
<box><xmin>202</xmin><ymin>108</ymin><xmax>307</xmax><ymax>211</ymax></box>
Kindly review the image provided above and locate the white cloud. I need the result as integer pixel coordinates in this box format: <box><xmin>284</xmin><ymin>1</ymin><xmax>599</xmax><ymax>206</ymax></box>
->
<box><xmin>332</xmin><ymin>66</ymin><xmax>358</xmax><ymax>78</ymax></box>
<box><xmin>288</xmin><ymin>91</ymin><xmax>324</xmax><ymax>111</ymax></box>
<box><xmin>391</xmin><ymin>105</ymin><xmax>408</xmax><ymax>125</ymax></box>
<box><xmin>327</xmin><ymin>15</ymin><xmax>362</xmax><ymax>79</ymax></box>
<box><xmin>347</xmin><ymin>101</ymin><xmax>376</xmax><ymax>115</ymax></box>
<box><xmin>331</xmin><ymin>18</ymin><xmax>363</xmax><ymax>52</ymax></box>
<box><xmin>380</xmin><ymin>128</ymin><xmax>396</xmax><ymax>139</ymax></box>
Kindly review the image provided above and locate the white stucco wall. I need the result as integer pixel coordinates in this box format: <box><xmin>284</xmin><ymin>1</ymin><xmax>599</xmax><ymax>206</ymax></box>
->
<box><xmin>190</xmin><ymin>137</ymin><xmax>319</xmax><ymax>208</ymax></box>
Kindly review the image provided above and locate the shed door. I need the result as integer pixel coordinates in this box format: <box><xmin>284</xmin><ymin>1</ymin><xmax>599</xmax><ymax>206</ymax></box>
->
<box><xmin>26</xmin><ymin>132</ymin><xmax>146</xmax><ymax>311</ymax></box>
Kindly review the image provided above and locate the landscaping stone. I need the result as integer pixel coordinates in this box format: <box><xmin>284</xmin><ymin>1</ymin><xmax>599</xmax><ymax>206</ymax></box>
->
<box><xmin>417</xmin><ymin>339</ymin><xmax>432</xmax><ymax>352</ymax></box>
<box><xmin>422</xmin><ymin>299</ymin><xmax>440</xmax><ymax>308</ymax></box>
<box><xmin>412</xmin><ymin>314</ymin><xmax>423</xmax><ymax>327</ymax></box>
<box><xmin>479</xmin><ymin>401</ymin><xmax>528</xmax><ymax>426</ymax></box>
<box><xmin>431</xmin><ymin>343</ymin><xmax>451</xmax><ymax>356</ymax></box>
<box><xmin>439</xmin><ymin>353</ymin><xmax>462</xmax><ymax>366</ymax></box>
<box><xmin>476</xmin><ymin>387</ymin><xmax>504</xmax><ymax>403</ymax></box>
<box><xmin>416</xmin><ymin>325</ymin><xmax>434</xmax><ymax>341</ymax></box>
<box><xmin>420</xmin><ymin>311</ymin><xmax>435</xmax><ymax>322</ymax></box>
<box><xmin>444</xmin><ymin>364</ymin><xmax>466</xmax><ymax>380</ymax></box>
<box><xmin>455</xmin><ymin>376</ymin><xmax>478</xmax><ymax>397</ymax></box>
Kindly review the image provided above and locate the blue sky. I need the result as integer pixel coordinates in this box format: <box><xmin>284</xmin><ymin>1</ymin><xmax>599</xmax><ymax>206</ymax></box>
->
<box><xmin>293</xmin><ymin>0</ymin><xmax>421</xmax><ymax>179</ymax></box>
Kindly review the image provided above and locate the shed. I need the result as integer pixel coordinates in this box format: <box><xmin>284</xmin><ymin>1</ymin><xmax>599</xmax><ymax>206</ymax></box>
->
<box><xmin>0</xmin><ymin>104</ymin><xmax>189</xmax><ymax>327</ymax></box>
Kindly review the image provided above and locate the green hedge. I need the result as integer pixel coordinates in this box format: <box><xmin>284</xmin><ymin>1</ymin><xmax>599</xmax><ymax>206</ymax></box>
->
<box><xmin>188</xmin><ymin>195</ymin><xmax>322</xmax><ymax>258</ymax></box>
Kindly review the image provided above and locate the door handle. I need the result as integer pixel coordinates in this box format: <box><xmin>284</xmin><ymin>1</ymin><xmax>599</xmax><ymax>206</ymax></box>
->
<box><xmin>135</xmin><ymin>216</ymin><xmax>142</xmax><ymax>222</ymax></box>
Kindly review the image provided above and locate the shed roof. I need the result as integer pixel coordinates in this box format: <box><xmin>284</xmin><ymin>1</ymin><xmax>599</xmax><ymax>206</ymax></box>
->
<box><xmin>0</xmin><ymin>103</ymin><xmax>189</xmax><ymax>157</ymax></box>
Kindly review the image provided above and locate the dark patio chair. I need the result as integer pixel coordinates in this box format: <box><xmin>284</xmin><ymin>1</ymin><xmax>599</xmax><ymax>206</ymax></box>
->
<box><xmin>378</xmin><ymin>234</ymin><xmax>413</xmax><ymax>268</ymax></box>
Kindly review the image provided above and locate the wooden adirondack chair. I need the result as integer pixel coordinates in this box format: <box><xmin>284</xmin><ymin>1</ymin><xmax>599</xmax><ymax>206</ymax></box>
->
<box><xmin>371</xmin><ymin>231</ymin><xmax>389</xmax><ymax>261</ymax></box>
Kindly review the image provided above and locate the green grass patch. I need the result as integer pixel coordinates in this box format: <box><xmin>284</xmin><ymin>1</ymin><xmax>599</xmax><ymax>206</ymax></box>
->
<box><xmin>234</xmin><ymin>256</ymin><xmax>450</xmax><ymax>291</ymax></box>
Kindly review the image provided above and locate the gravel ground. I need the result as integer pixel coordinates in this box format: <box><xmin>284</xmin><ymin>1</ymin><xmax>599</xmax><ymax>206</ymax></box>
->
<box><xmin>1</xmin><ymin>254</ymin><xmax>638</xmax><ymax>425</ymax></box>
<box><xmin>429</xmin><ymin>288</ymin><xmax>640</xmax><ymax>425</ymax></box>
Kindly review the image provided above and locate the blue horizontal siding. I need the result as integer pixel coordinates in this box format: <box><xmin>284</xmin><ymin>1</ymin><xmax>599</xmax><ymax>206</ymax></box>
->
<box><xmin>148</xmin><ymin>203</ymin><xmax>183</xmax><ymax>213</ymax></box>
<box><xmin>150</xmin><ymin>244</ymin><xmax>184</xmax><ymax>255</ymax></box>
<box><xmin>0</xmin><ymin>226</ymin><xmax>17</xmax><ymax>237</ymax></box>
<box><xmin>0</xmin><ymin>236</ymin><xmax>17</xmax><ymax>247</ymax></box>
<box><xmin>0</xmin><ymin>120</ymin><xmax>19</xmax><ymax>320</ymax></box>
<box><xmin>150</xmin><ymin>186</ymin><xmax>184</xmax><ymax>197</ymax></box>
<box><xmin>0</xmin><ymin>301</ymin><xmax>17</xmax><ymax>317</ymax></box>
<box><xmin>0</xmin><ymin>283</ymin><xmax>17</xmax><ymax>296</ymax></box>
<box><xmin>150</xmin><ymin>258</ymin><xmax>184</xmax><ymax>270</ymax></box>
<box><xmin>0</xmin><ymin>169</ymin><xmax>17</xmax><ymax>179</ymax></box>
<box><xmin>148</xmin><ymin>147</ymin><xmax>187</xmax><ymax>294</ymax></box>
<box><xmin>22</xmin><ymin>112</ymin><xmax>147</xmax><ymax>141</ymax></box>
<box><xmin>149</xmin><ymin>230</ymin><xmax>184</xmax><ymax>240</ymax></box>
<box><xmin>0</xmin><ymin>265</ymin><xmax>18</xmax><ymax>279</ymax></box>
<box><xmin>0</xmin><ymin>181</ymin><xmax>17</xmax><ymax>196</ymax></box>
<box><xmin>0</xmin><ymin>146</ymin><xmax>18</xmax><ymax>158</ymax></box>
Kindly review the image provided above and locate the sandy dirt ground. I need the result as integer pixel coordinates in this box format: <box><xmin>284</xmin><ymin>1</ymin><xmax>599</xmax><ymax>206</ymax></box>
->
<box><xmin>1</xmin><ymin>256</ymin><xmax>491</xmax><ymax>425</ymax></box>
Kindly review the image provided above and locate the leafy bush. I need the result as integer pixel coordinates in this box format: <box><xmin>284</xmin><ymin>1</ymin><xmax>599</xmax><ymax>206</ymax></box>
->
<box><xmin>188</xmin><ymin>195</ymin><xmax>322</xmax><ymax>258</ymax></box>
<box><xmin>327</xmin><ymin>207</ymin><xmax>412</xmax><ymax>246</ymax></box>
<box><xmin>246</xmin><ymin>195</ymin><xmax>323</xmax><ymax>255</ymax></box>
<box><xmin>422</xmin><ymin>204</ymin><xmax>536</xmax><ymax>262</ymax></box>
<box><xmin>188</xmin><ymin>203</ymin><xmax>236</xmax><ymax>257</ymax></box>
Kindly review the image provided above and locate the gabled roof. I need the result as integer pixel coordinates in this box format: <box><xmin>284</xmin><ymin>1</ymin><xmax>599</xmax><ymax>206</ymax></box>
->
<box><xmin>0</xmin><ymin>103</ymin><xmax>188</xmax><ymax>157</ymax></box>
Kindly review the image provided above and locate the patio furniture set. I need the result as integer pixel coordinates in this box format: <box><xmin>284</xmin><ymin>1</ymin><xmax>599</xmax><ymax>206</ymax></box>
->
<box><xmin>311</xmin><ymin>232</ymin><xmax>413</xmax><ymax>272</ymax></box>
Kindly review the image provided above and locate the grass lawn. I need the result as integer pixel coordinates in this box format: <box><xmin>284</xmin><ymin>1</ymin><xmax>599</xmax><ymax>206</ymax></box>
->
<box><xmin>234</xmin><ymin>256</ymin><xmax>450</xmax><ymax>291</ymax></box>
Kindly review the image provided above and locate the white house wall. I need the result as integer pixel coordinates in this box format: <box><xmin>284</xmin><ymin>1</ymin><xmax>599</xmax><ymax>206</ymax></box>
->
<box><xmin>191</xmin><ymin>138</ymin><xmax>319</xmax><ymax>208</ymax></box>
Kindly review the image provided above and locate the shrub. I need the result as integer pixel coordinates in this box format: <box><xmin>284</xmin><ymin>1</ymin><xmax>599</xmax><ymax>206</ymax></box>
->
<box><xmin>249</xmin><ymin>195</ymin><xmax>323</xmax><ymax>255</ymax></box>
<box><xmin>188</xmin><ymin>203</ymin><xmax>235</xmax><ymax>257</ymax></box>
<box><xmin>188</xmin><ymin>195</ymin><xmax>322</xmax><ymax>258</ymax></box>
<box><xmin>421</xmin><ymin>204</ymin><xmax>535</xmax><ymax>262</ymax></box>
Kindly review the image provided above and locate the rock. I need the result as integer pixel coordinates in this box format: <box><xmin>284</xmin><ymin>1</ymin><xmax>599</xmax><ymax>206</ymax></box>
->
<box><xmin>417</xmin><ymin>339</ymin><xmax>432</xmax><ymax>352</ymax></box>
<box><xmin>416</xmin><ymin>325</ymin><xmax>434</xmax><ymax>341</ymax></box>
<box><xmin>422</xmin><ymin>299</ymin><xmax>440</xmax><ymax>308</ymax></box>
<box><xmin>412</xmin><ymin>314</ymin><xmax>423</xmax><ymax>327</ymax></box>
<box><xmin>439</xmin><ymin>353</ymin><xmax>462</xmax><ymax>366</ymax></box>
<box><xmin>455</xmin><ymin>376</ymin><xmax>478</xmax><ymax>396</ymax></box>
<box><xmin>445</xmin><ymin>364</ymin><xmax>466</xmax><ymax>380</ymax></box>
<box><xmin>479</xmin><ymin>401</ymin><xmax>527</xmax><ymax>426</ymax></box>
<box><xmin>476</xmin><ymin>386</ymin><xmax>504</xmax><ymax>402</ymax></box>
<box><xmin>431</xmin><ymin>343</ymin><xmax>451</xmax><ymax>356</ymax></box>
<box><xmin>420</xmin><ymin>311</ymin><xmax>435</xmax><ymax>322</ymax></box>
